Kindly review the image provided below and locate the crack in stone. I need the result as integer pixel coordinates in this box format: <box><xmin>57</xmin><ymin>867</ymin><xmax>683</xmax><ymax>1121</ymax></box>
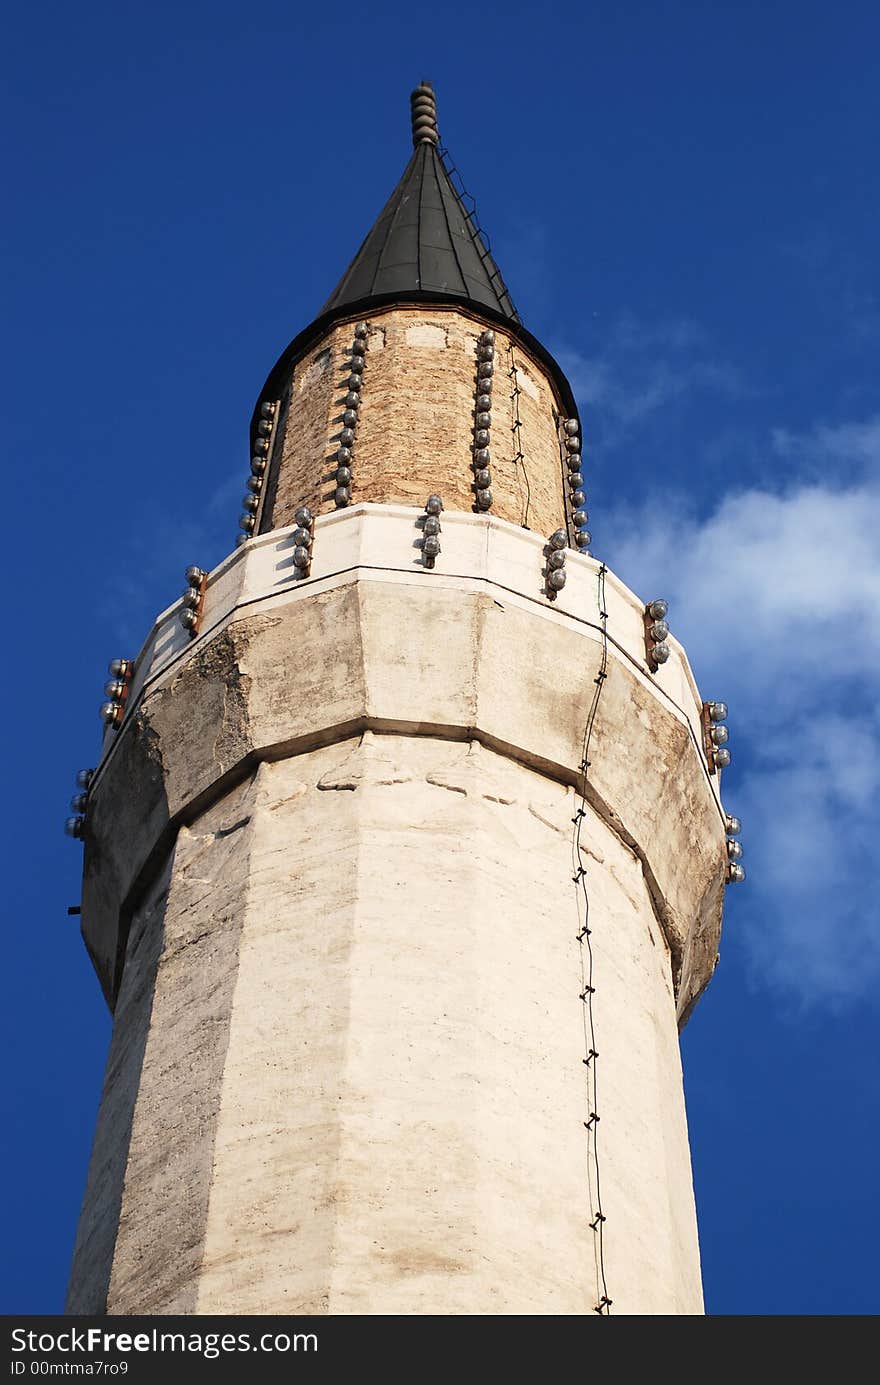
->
<box><xmin>425</xmin><ymin>774</ymin><xmax>467</xmax><ymax>796</ymax></box>
<box><xmin>269</xmin><ymin>788</ymin><xmax>308</xmax><ymax>810</ymax></box>
<box><xmin>214</xmin><ymin>816</ymin><xmax>251</xmax><ymax>838</ymax></box>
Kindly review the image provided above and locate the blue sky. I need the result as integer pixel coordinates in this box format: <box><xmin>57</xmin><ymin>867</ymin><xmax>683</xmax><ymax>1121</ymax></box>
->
<box><xmin>2</xmin><ymin>0</ymin><xmax>878</xmax><ymax>1315</ymax></box>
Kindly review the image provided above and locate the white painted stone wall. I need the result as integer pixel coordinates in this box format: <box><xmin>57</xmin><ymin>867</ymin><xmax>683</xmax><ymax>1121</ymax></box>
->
<box><xmin>70</xmin><ymin>503</ymin><xmax>726</xmax><ymax>1316</ymax></box>
<box><xmin>70</xmin><ymin>736</ymin><xmax>703</xmax><ymax>1315</ymax></box>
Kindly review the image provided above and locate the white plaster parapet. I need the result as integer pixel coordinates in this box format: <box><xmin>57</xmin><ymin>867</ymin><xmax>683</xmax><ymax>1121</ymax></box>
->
<box><xmin>98</xmin><ymin>505</ymin><xmax>717</xmax><ymax>803</ymax></box>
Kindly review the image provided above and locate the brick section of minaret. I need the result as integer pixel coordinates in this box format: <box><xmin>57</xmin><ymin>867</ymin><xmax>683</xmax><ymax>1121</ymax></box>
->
<box><xmin>261</xmin><ymin>306</ymin><xmax>568</xmax><ymax>535</ymax></box>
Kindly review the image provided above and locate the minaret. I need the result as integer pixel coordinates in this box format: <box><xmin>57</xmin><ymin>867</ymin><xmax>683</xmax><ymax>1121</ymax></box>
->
<box><xmin>65</xmin><ymin>83</ymin><xmax>741</xmax><ymax>1317</ymax></box>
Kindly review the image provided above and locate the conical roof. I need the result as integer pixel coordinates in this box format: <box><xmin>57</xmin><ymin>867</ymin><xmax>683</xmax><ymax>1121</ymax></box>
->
<box><xmin>320</xmin><ymin>129</ymin><xmax>519</xmax><ymax>324</ymax></box>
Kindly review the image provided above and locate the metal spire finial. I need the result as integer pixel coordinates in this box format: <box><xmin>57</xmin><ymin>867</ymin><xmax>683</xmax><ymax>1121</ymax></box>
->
<box><xmin>410</xmin><ymin>81</ymin><xmax>439</xmax><ymax>147</ymax></box>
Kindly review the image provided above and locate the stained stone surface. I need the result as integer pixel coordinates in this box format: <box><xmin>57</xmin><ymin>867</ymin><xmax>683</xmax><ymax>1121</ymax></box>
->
<box><xmin>69</xmin><ymin>737</ymin><xmax>704</xmax><ymax>1316</ymax></box>
<box><xmin>82</xmin><ymin>524</ymin><xmax>725</xmax><ymax>1024</ymax></box>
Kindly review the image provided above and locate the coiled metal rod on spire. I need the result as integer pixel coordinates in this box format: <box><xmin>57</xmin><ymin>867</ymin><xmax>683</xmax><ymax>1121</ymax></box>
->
<box><xmin>410</xmin><ymin>81</ymin><xmax>439</xmax><ymax>146</ymax></box>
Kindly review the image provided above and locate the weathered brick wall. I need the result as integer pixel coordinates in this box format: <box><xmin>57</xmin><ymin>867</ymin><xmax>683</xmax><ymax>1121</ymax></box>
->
<box><xmin>261</xmin><ymin>306</ymin><xmax>571</xmax><ymax>537</ymax></box>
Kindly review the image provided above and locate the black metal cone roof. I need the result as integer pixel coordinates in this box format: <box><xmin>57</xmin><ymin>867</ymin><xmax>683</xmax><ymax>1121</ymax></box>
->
<box><xmin>320</xmin><ymin>140</ymin><xmax>520</xmax><ymax>325</ymax></box>
<box><xmin>251</xmin><ymin>84</ymin><xmax>582</xmax><ymax>435</ymax></box>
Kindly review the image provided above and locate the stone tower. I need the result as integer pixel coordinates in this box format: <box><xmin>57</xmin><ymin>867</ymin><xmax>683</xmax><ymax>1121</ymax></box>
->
<box><xmin>65</xmin><ymin>83</ymin><xmax>742</xmax><ymax>1317</ymax></box>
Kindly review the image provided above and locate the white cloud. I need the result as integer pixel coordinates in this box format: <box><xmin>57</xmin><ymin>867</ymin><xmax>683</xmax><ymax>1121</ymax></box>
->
<box><xmin>772</xmin><ymin>415</ymin><xmax>880</xmax><ymax>483</ymax></box>
<box><xmin>609</xmin><ymin>483</ymin><xmax>880</xmax><ymax>698</ymax></box>
<box><xmin>601</xmin><ymin>439</ymin><xmax>880</xmax><ymax>1008</ymax></box>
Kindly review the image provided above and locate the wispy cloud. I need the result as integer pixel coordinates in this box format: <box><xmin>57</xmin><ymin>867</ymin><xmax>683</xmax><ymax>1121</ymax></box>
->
<box><xmin>772</xmin><ymin>414</ymin><xmax>880</xmax><ymax>483</ymax></box>
<box><xmin>601</xmin><ymin>422</ymin><xmax>880</xmax><ymax>1008</ymax></box>
<box><xmin>99</xmin><ymin>467</ymin><xmax>242</xmax><ymax>652</ymax></box>
<box><xmin>554</xmin><ymin>313</ymin><xmax>746</xmax><ymax>448</ymax></box>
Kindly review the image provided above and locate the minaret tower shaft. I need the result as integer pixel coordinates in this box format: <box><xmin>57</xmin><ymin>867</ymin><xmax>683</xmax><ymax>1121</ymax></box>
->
<box><xmin>66</xmin><ymin>85</ymin><xmax>735</xmax><ymax>1316</ymax></box>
